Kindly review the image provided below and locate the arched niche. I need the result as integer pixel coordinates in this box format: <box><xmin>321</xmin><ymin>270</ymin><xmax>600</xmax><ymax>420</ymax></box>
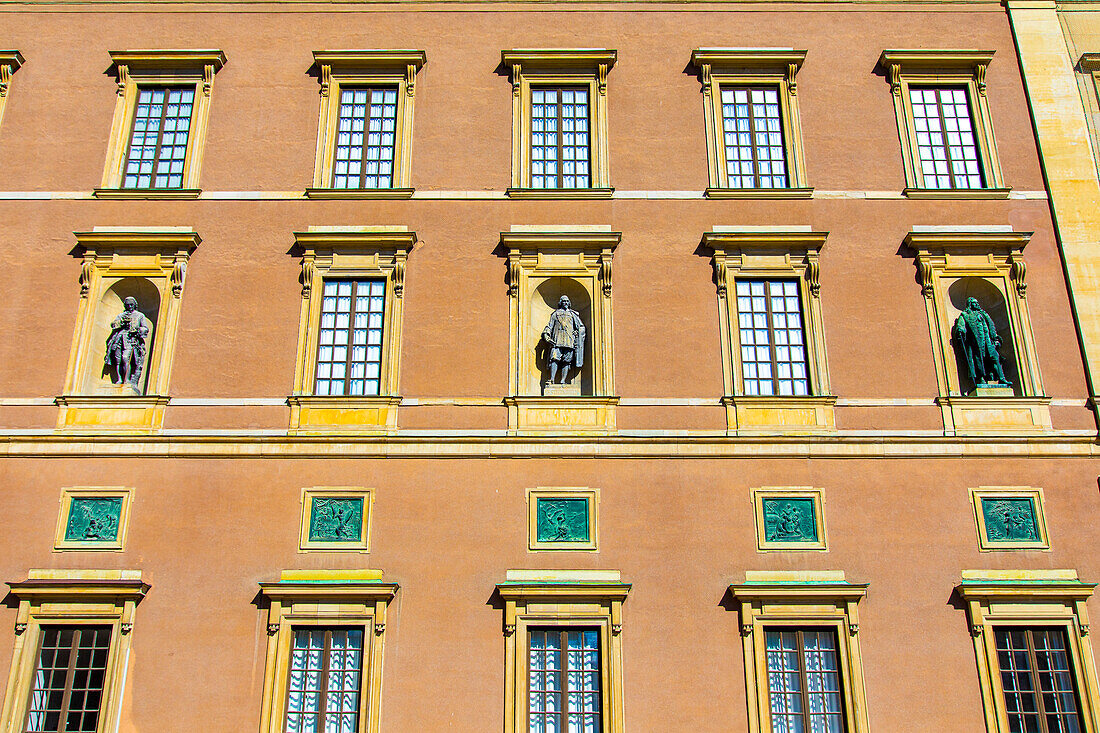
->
<box><xmin>528</xmin><ymin>277</ymin><xmax>593</xmax><ymax>395</ymax></box>
<box><xmin>946</xmin><ymin>277</ymin><xmax>1020</xmax><ymax>395</ymax></box>
<box><xmin>82</xmin><ymin>277</ymin><xmax>160</xmax><ymax>395</ymax></box>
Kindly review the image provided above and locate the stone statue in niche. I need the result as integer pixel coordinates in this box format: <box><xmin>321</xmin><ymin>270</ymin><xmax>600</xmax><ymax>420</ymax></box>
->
<box><xmin>105</xmin><ymin>297</ymin><xmax>151</xmax><ymax>392</ymax></box>
<box><xmin>541</xmin><ymin>295</ymin><xmax>585</xmax><ymax>395</ymax></box>
<box><xmin>952</xmin><ymin>297</ymin><xmax>1010</xmax><ymax>390</ymax></box>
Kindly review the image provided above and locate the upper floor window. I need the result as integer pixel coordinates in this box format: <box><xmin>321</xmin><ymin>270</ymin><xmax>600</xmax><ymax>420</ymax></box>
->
<box><xmin>286</xmin><ymin>627</ymin><xmax>365</xmax><ymax>733</ymax></box>
<box><xmin>502</xmin><ymin>50</ymin><xmax>615</xmax><ymax>198</ymax></box>
<box><xmin>994</xmin><ymin>628</ymin><xmax>1083</xmax><ymax>732</ymax></box>
<box><xmin>314</xmin><ymin>279</ymin><xmax>386</xmax><ymax>397</ymax></box>
<box><xmin>735</xmin><ymin>279</ymin><xmax>809</xmax><ymax>396</ymax></box>
<box><xmin>879</xmin><ymin>50</ymin><xmax>1008</xmax><ymax>198</ymax></box>
<box><xmin>96</xmin><ymin>50</ymin><xmax>224</xmax><ymax>199</ymax></box>
<box><xmin>691</xmin><ymin>49</ymin><xmax>811</xmax><ymax>198</ymax></box>
<box><xmin>529</xmin><ymin>628</ymin><xmax>602</xmax><ymax>732</ymax></box>
<box><xmin>306</xmin><ymin>51</ymin><xmax>424</xmax><ymax>199</ymax></box>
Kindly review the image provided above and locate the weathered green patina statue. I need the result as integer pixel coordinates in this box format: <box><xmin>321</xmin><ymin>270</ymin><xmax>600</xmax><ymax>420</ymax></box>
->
<box><xmin>952</xmin><ymin>297</ymin><xmax>1010</xmax><ymax>388</ymax></box>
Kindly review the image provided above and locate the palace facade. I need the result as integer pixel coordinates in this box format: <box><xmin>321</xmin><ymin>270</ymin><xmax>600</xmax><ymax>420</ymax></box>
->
<box><xmin>1</xmin><ymin>1</ymin><xmax>1100</xmax><ymax>732</ymax></box>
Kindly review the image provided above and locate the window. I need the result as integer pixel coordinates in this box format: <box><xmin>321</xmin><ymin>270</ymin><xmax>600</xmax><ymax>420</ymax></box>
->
<box><xmin>731</xmin><ymin>572</ymin><xmax>871</xmax><ymax>733</ymax></box>
<box><xmin>497</xmin><ymin>571</ymin><xmax>629</xmax><ymax>733</ymax></box>
<box><xmin>257</xmin><ymin>571</ymin><xmax>396</xmax><ymax>733</ymax></box>
<box><xmin>703</xmin><ymin>230</ymin><xmax>835</xmax><ymax>432</ymax></box>
<box><xmin>764</xmin><ymin>629</ymin><xmax>846</xmax><ymax>733</ymax></box>
<box><xmin>0</xmin><ymin>51</ymin><xmax>25</xmax><ymax>133</ymax></box>
<box><xmin>879</xmin><ymin>50</ymin><xmax>1008</xmax><ymax>197</ymax></box>
<box><xmin>736</xmin><ymin>280</ymin><xmax>809</xmax><ymax>397</ymax></box>
<box><xmin>314</xmin><ymin>279</ymin><xmax>386</xmax><ymax>397</ymax></box>
<box><xmin>25</xmin><ymin>627</ymin><xmax>112</xmax><ymax>733</ymax></box>
<box><xmin>995</xmin><ymin>628</ymin><xmax>1083</xmax><ymax>732</ymax></box>
<box><xmin>502</xmin><ymin>50</ymin><xmax>615</xmax><ymax>197</ymax></box>
<box><xmin>307</xmin><ymin>51</ymin><xmax>424</xmax><ymax>198</ymax></box>
<box><xmin>285</xmin><ymin>628</ymin><xmax>364</xmax><ymax>733</ymax></box>
<box><xmin>0</xmin><ymin>571</ymin><xmax>147</xmax><ymax>733</ymax></box>
<box><xmin>957</xmin><ymin>569</ymin><xmax>1100</xmax><ymax>733</ymax></box>
<box><xmin>690</xmin><ymin>49</ymin><xmax>810</xmax><ymax>198</ymax></box>
<box><xmin>289</xmin><ymin>229</ymin><xmax>413</xmax><ymax>433</ymax></box>
<box><xmin>97</xmin><ymin>50</ymin><xmax>224</xmax><ymax>198</ymax></box>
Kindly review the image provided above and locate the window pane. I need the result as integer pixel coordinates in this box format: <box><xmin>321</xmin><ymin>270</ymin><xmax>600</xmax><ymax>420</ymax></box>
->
<box><xmin>735</xmin><ymin>280</ymin><xmax>810</xmax><ymax>396</ymax></box>
<box><xmin>720</xmin><ymin>86</ymin><xmax>789</xmax><ymax>189</ymax></box>
<box><xmin>530</xmin><ymin>87</ymin><xmax>590</xmax><ymax>189</ymax></box>
<box><xmin>26</xmin><ymin>626</ymin><xmax>112</xmax><ymax>733</ymax></box>
<box><xmin>764</xmin><ymin>629</ymin><xmax>845</xmax><ymax>733</ymax></box>
<box><xmin>529</xmin><ymin>628</ymin><xmax>600</xmax><ymax>733</ymax></box>
<box><xmin>314</xmin><ymin>279</ymin><xmax>386</xmax><ymax>396</ymax></box>
<box><xmin>285</xmin><ymin>628</ymin><xmax>364</xmax><ymax>733</ymax></box>
<box><xmin>994</xmin><ymin>627</ymin><xmax>1083</xmax><ymax>733</ymax></box>
<box><xmin>123</xmin><ymin>86</ymin><xmax>194</xmax><ymax>189</ymax></box>
<box><xmin>331</xmin><ymin>88</ymin><xmax>399</xmax><ymax>189</ymax></box>
<box><xmin>908</xmin><ymin>86</ymin><xmax>984</xmax><ymax>189</ymax></box>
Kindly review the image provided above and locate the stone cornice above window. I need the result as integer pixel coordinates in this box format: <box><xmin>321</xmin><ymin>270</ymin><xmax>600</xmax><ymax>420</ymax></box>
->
<box><xmin>0</xmin><ymin>50</ymin><xmax>24</xmax><ymax>101</ymax></box>
<box><xmin>878</xmin><ymin>49</ymin><xmax>994</xmax><ymax>77</ymax></box>
<box><xmin>1080</xmin><ymin>52</ymin><xmax>1100</xmax><ymax>72</ymax></box>
<box><xmin>108</xmin><ymin>49</ymin><xmax>225</xmax><ymax>75</ymax></box>
<box><xmin>8</xmin><ymin>569</ymin><xmax>149</xmax><ymax>608</ymax></box>
<box><xmin>690</xmin><ymin>47</ymin><xmax>805</xmax><ymax>75</ymax></box>
<box><xmin>501</xmin><ymin>48</ymin><xmax>617</xmax><ymax>74</ymax></box>
<box><xmin>904</xmin><ymin>230</ymin><xmax>1031</xmax><ymax>260</ymax></box>
<box><xmin>311</xmin><ymin>49</ymin><xmax>426</xmax><ymax>76</ymax></box>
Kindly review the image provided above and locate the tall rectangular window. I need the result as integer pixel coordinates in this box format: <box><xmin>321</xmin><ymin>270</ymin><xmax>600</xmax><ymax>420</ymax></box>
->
<box><xmin>764</xmin><ymin>629</ymin><xmax>845</xmax><ymax>733</ymax></box>
<box><xmin>332</xmin><ymin>88</ymin><xmax>398</xmax><ymax>189</ymax></box>
<box><xmin>123</xmin><ymin>87</ymin><xmax>194</xmax><ymax>189</ymax></box>
<box><xmin>528</xmin><ymin>628</ymin><xmax>601</xmax><ymax>733</ymax></box>
<box><xmin>531</xmin><ymin>88</ymin><xmax>590</xmax><ymax>189</ymax></box>
<box><xmin>909</xmin><ymin>87</ymin><xmax>983</xmax><ymax>190</ymax></box>
<box><xmin>285</xmin><ymin>628</ymin><xmax>363</xmax><ymax>733</ymax></box>
<box><xmin>314</xmin><ymin>279</ymin><xmax>385</xmax><ymax>397</ymax></box>
<box><xmin>721</xmin><ymin>87</ymin><xmax>788</xmax><ymax>188</ymax></box>
<box><xmin>25</xmin><ymin>626</ymin><xmax>112</xmax><ymax>733</ymax></box>
<box><xmin>995</xmin><ymin>628</ymin><xmax>1083</xmax><ymax>733</ymax></box>
<box><xmin>736</xmin><ymin>280</ymin><xmax>809</xmax><ymax>396</ymax></box>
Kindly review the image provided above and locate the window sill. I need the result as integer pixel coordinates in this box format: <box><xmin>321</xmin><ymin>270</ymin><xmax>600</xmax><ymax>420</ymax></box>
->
<box><xmin>505</xmin><ymin>187</ymin><xmax>614</xmax><ymax>200</ymax></box>
<box><xmin>93</xmin><ymin>188</ymin><xmax>201</xmax><ymax>200</ymax></box>
<box><xmin>304</xmin><ymin>187</ymin><xmax>415</xmax><ymax>200</ymax></box>
<box><xmin>705</xmin><ymin>187</ymin><xmax>813</xmax><ymax>200</ymax></box>
<box><xmin>287</xmin><ymin>394</ymin><xmax>401</xmax><ymax>434</ymax></box>
<box><xmin>903</xmin><ymin>187</ymin><xmax>1011</xmax><ymax>200</ymax></box>
<box><xmin>936</xmin><ymin>395</ymin><xmax>1052</xmax><ymax>435</ymax></box>
<box><xmin>721</xmin><ymin>395</ymin><xmax>837</xmax><ymax>434</ymax></box>
<box><xmin>504</xmin><ymin>395</ymin><xmax>619</xmax><ymax>433</ymax></box>
<box><xmin>55</xmin><ymin>394</ymin><xmax>170</xmax><ymax>433</ymax></box>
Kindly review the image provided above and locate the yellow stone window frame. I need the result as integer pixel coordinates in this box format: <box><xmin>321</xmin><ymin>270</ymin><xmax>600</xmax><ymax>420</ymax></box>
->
<box><xmin>0</xmin><ymin>51</ymin><xmax>24</xmax><ymax>133</ymax></box>
<box><xmin>501</xmin><ymin>50</ymin><xmax>616</xmax><ymax>198</ymax></box>
<box><xmin>53</xmin><ymin>487</ymin><xmax>134</xmax><ymax>552</ymax></box>
<box><xmin>752</xmin><ymin>487</ymin><xmax>828</xmax><ymax>552</ymax></box>
<box><xmin>958</xmin><ymin>569</ymin><xmax>1100</xmax><ymax>733</ymax></box>
<box><xmin>730</xmin><ymin>571</ymin><xmax>871</xmax><ymax>733</ymax></box>
<box><xmin>878</xmin><ymin>50</ymin><xmax>1009</xmax><ymax>199</ymax></box>
<box><xmin>57</xmin><ymin>229</ymin><xmax>200</xmax><ymax>433</ymax></box>
<box><xmin>298</xmin><ymin>487</ymin><xmax>373</xmax><ymax>553</ymax></box>
<box><xmin>0</xmin><ymin>570</ymin><xmax>148</xmax><ymax>733</ymax></box>
<box><xmin>96</xmin><ymin>50</ymin><xmax>225</xmax><ymax>199</ymax></box>
<box><xmin>258</xmin><ymin>570</ymin><xmax>397</xmax><ymax>733</ymax></box>
<box><xmin>305</xmin><ymin>50</ymin><xmax>425</xmax><ymax>199</ymax></box>
<box><xmin>501</xmin><ymin>228</ymin><xmax>619</xmax><ymax>433</ymax></box>
<box><xmin>496</xmin><ymin>570</ymin><xmax>629</xmax><ymax>733</ymax></box>
<box><xmin>970</xmin><ymin>486</ymin><xmax>1049</xmax><ymax>552</ymax></box>
<box><xmin>906</xmin><ymin>230</ymin><xmax>1050</xmax><ymax>435</ymax></box>
<box><xmin>690</xmin><ymin>48</ymin><xmax>811</xmax><ymax>199</ymax></box>
<box><xmin>288</xmin><ymin>228</ymin><xmax>413</xmax><ymax>434</ymax></box>
<box><xmin>702</xmin><ymin>229</ymin><xmax>835</xmax><ymax>434</ymax></box>
<box><xmin>526</xmin><ymin>487</ymin><xmax>600</xmax><ymax>552</ymax></box>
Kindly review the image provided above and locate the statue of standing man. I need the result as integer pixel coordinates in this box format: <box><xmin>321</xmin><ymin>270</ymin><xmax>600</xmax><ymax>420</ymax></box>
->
<box><xmin>105</xmin><ymin>296</ymin><xmax>151</xmax><ymax>391</ymax></box>
<box><xmin>542</xmin><ymin>295</ymin><xmax>585</xmax><ymax>387</ymax></box>
<box><xmin>952</xmin><ymin>297</ymin><xmax>1010</xmax><ymax>389</ymax></box>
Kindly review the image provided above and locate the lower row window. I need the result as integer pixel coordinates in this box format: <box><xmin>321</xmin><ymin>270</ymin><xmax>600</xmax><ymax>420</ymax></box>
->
<box><xmin>286</xmin><ymin>628</ymin><xmax>365</xmax><ymax>733</ymax></box>
<box><xmin>26</xmin><ymin>626</ymin><xmax>111</xmax><ymax>733</ymax></box>
<box><xmin>528</xmin><ymin>628</ymin><xmax>602</xmax><ymax>733</ymax></box>
<box><xmin>995</xmin><ymin>628</ymin><xmax>1083</xmax><ymax>733</ymax></box>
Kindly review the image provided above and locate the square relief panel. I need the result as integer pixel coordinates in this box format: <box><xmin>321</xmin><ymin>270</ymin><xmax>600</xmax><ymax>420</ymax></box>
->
<box><xmin>971</xmin><ymin>487</ymin><xmax>1048</xmax><ymax>551</ymax></box>
<box><xmin>300</xmin><ymin>488</ymin><xmax>373</xmax><ymax>552</ymax></box>
<box><xmin>527</xmin><ymin>488</ymin><xmax>598</xmax><ymax>551</ymax></box>
<box><xmin>753</xmin><ymin>488</ymin><xmax>827</xmax><ymax>551</ymax></box>
<box><xmin>54</xmin><ymin>488</ymin><xmax>132</xmax><ymax>551</ymax></box>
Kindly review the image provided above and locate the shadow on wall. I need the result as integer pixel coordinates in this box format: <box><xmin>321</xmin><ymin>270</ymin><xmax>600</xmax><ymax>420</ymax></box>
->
<box><xmin>531</xmin><ymin>276</ymin><xmax>593</xmax><ymax>395</ymax></box>
<box><xmin>947</xmin><ymin>277</ymin><xmax>1020</xmax><ymax>395</ymax></box>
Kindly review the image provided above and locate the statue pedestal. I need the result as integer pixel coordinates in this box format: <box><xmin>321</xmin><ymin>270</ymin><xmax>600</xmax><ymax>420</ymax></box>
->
<box><xmin>542</xmin><ymin>382</ymin><xmax>582</xmax><ymax>397</ymax></box>
<box><xmin>974</xmin><ymin>385</ymin><xmax>1015</xmax><ymax>397</ymax></box>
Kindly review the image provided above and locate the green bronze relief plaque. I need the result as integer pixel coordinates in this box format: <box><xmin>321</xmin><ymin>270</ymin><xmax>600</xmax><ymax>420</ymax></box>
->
<box><xmin>762</xmin><ymin>498</ymin><xmax>818</xmax><ymax>543</ymax></box>
<box><xmin>981</xmin><ymin>497</ymin><xmax>1039</xmax><ymax>543</ymax></box>
<box><xmin>65</xmin><ymin>497</ymin><xmax>122</xmax><ymax>542</ymax></box>
<box><xmin>308</xmin><ymin>497</ymin><xmax>364</xmax><ymax>542</ymax></box>
<box><xmin>536</xmin><ymin>498</ymin><xmax>590</xmax><ymax>543</ymax></box>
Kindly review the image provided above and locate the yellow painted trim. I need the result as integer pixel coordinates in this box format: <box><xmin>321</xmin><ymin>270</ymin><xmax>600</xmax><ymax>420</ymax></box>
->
<box><xmin>969</xmin><ymin>486</ymin><xmax>1050</xmax><ymax>551</ymax></box>
<box><xmin>751</xmin><ymin>486</ymin><xmax>828</xmax><ymax>552</ymax></box>
<box><xmin>100</xmin><ymin>50</ymin><xmax>225</xmax><ymax>192</ymax></box>
<box><xmin>298</xmin><ymin>486</ymin><xmax>373</xmax><ymax>552</ymax></box>
<box><xmin>526</xmin><ymin>486</ymin><xmax>599</xmax><ymax>552</ymax></box>
<box><xmin>53</xmin><ymin>486</ymin><xmax>134</xmax><ymax>552</ymax></box>
<box><xmin>0</xmin><ymin>51</ymin><xmax>25</xmax><ymax>134</ymax></box>
<box><xmin>0</xmin><ymin>572</ymin><xmax>148</xmax><ymax>733</ymax></box>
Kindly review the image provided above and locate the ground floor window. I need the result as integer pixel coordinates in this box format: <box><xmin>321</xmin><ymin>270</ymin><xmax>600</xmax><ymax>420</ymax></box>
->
<box><xmin>994</xmin><ymin>628</ymin><xmax>1083</xmax><ymax>733</ymax></box>
<box><xmin>26</xmin><ymin>626</ymin><xmax>112</xmax><ymax>733</ymax></box>
<box><xmin>285</xmin><ymin>628</ymin><xmax>364</xmax><ymax>733</ymax></box>
<box><xmin>528</xmin><ymin>628</ymin><xmax>601</xmax><ymax>733</ymax></box>
<box><xmin>764</xmin><ymin>628</ymin><xmax>846</xmax><ymax>733</ymax></box>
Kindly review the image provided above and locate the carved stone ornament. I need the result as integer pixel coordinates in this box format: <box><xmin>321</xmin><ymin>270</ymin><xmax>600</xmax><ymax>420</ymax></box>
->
<box><xmin>952</xmin><ymin>298</ymin><xmax>1011</xmax><ymax>389</ymax></box>
<box><xmin>267</xmin><ymin>623</ymin><xmax>280</xmax><ymax>636</ymax></box>
<box><xmin>541</xmin><ymin>295</ymin><xmax>586</xmax><ymax>389</ymax></box>
<box><xmin>104</xmin><ymin>297</ymin><xmax>151</xmax><ymax>392</ymax></box>
<box><xmin>14</xmin><ymin>622</ymin><xmax>26</xmax><ymax>635</ymax></box>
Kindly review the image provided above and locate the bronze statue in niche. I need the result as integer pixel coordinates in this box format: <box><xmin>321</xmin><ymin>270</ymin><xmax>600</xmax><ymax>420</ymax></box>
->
<box><xmin>952</xmin><ymin>297</ymin><xmax>1010</xmax><ymax>389</ymax></box>
<box><xmin>542</xmin><ymin>295</ymin><xmax>585</xmax><ymax>387</ymax></box>
<box><xmin>105</xmin><ymin>297</ymin><xmax>151</xmax><ymax>391</ymax></box>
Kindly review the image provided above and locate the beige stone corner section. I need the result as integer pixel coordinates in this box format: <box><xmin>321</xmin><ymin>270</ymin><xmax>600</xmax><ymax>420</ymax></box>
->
<box><xmin>0</xmin><ymin>570</ymin><xmax>148</xmax><ymax>733</ymax></box>
<box><xmin>58</xmin><ymin>229</ymin><xmax>199</xmax><ymax>433</ymax></box>
<box><xmin>305</xmin><ymin>50</ymin><xmax>425</xmax><ymax>197</ymax></box>
<box><xmin>702</xmin><ymin>229</ymin><xmax>835</xmax><ymax>434</ymax></box>
<box><xmin>97</xmin><ymin>50</ymin><xmax>225</xmax><ymax>197</ymax></box>
<box><xmin>496</xmin><ymin>574</ymin><xmax>629</xmax><ymax>733</ymax></box>
<box><xmin>0</xmin><ymin>51</ymin><xmax>24</xmax><ymax>133</ymax></box>
<box><xmin>257</xmin><ymin>571</ymin><xmax>396</xmax><ymax>733</ymax></box>
<box><xmin>288</xmin><ymin>228</ymin><xmax>414</xmax><ymax>434</ymax></box>
<box><xmin>689</xmin><ymin>48</ymin><xmax>812</xmax><ymax>196</ymax></box>
<box><xmin>730</xmin><ymin>573</ymin><xmax>870</xmax><ymax>733</ymax></box>
<box><xmin>501</xmin><ymin>49</ymin><xmax>616</xmax><ymax>197</ymax></box>
<box><xmin>957</xmin><ymin>569</ymin><xmax>1100</xmax><ymax>733</ymax></box>
<box><xmin>502</xmin><ymin>229</ymin><xmax>619</xmax><ymax>433</ymax></box>
<box><xmin>1007</xmin><ymin>1</ymin><xmax>1100</xmax><ymax>425</ymax></box>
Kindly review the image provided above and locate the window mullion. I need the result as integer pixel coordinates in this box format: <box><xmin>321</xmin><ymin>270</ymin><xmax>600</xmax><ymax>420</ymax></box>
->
<box><xmin>796</xmin><ymin>630</ymin><xmax>812</xmax><ymax>733</ymax></box>
<box><xmin>1025</xmin><ymin>631</ymin><xmax>1051</xmax><ymax>733</ymax></box>
<box><xmin>748</xmin><ymin>93</ymin><xmax>762</xmax><ymax>188</ymax></box>
<box><xmin>55</xmin><ymin>629</ymin><xmax>81</xmax><ymax>733</ymax></box>
<box><xmin>343</xmin><ymin>281</ymin><xmax>358</xmax><ymax>397</ymax></box>
<box><xmin>152</xmin><ymin>91</ymin><xmax>172</xmax><ymax>185</ymax></box>
<box><xmin>934</xmin><ymin>92</ymin><xmax>960</xmax><ymax>189</ymax></box>
<box><xmin>560</xmin><ymin>630</ymin><xmax>571</xmax><ymax>727</ymax></box>
<box><xmin>764</xmin><ymin>282</ymin><xmax>782</xmax><ymax>395</ymax></box>
<box><xmin>358</xmin><ymin>88</ymin><xmax>371</xmax><ymax>190</ymax></box>
<box><xmin>318</xmin><ymin>630</ymin><xmax>333</xmax><ymax>733</ymax></box>
<box><xmin>556</xmin><ymin>94</ymin><xmax>565</xmax><ymax>189</ymax></box>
